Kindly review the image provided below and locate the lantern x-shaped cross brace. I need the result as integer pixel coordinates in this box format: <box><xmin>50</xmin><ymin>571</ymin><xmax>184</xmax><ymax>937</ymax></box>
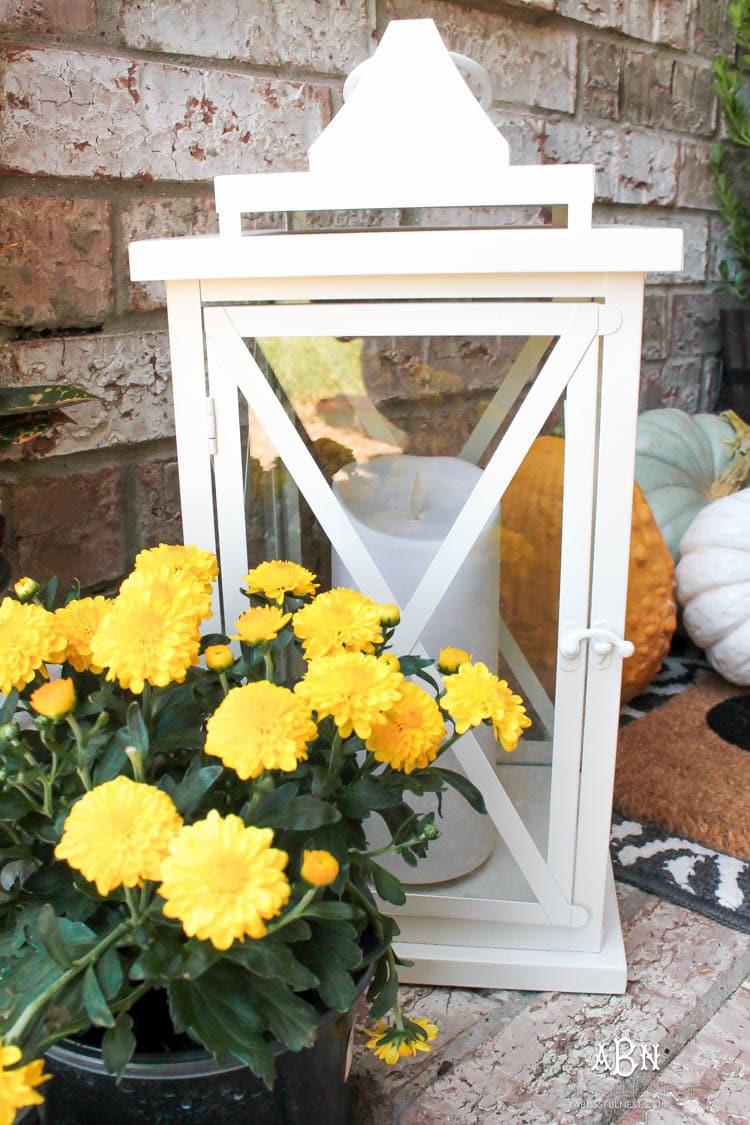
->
<box><xmin>205</xmin><ymin>303</ymin><xmax>601</xmax><ymax>926</ymax></box>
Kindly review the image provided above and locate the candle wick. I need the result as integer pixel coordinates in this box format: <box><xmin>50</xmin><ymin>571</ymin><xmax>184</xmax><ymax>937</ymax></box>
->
<box><xmin>408</xmin><ymin>473</ymin><xmax>425</xmax><ymax>520</ymax></box>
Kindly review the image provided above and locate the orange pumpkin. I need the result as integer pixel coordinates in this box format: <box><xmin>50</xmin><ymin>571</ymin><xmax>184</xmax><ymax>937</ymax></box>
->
<box><xmin>500</xmin><ymin>436</ymin><xmax>676</xmax><ymax>703</ymax></box>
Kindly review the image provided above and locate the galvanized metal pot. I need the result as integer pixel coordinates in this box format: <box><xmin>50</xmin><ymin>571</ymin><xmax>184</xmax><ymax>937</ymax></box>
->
<box><xmin>40</xmin><ymin>972</ymin><xmax>371</xmax><ymax>1125</ymax></box>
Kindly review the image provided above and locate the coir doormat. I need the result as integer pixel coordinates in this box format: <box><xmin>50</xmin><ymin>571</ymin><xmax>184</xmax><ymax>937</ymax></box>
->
<box><xmin>611</xmin><ymin>669</ymin><xmax>750</xmax><ymax>932</ymax></box>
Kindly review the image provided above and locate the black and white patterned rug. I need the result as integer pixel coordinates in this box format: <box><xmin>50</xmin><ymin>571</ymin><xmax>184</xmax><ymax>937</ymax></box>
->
<box><xmin>610</xmin><ymin>638</ymin><xmax>750</xmax><ymax>933</ymax></box>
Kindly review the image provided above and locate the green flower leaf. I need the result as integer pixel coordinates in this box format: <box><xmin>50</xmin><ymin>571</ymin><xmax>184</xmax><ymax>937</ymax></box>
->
<box><xmin>102</xmin><ymin>1012</ymin><xmax>136</xmax><ymax>1081</ymax></box>
<box><xmin>35</xmin><ymin>904</ymin><xmax>73</xmax><ymax>968</ymax></box>
<box><xmin>83</xmin><ymin>964</ymin><xmax>115</xmax><ymax>1027</ymax></box>
<box><xmin>370</xmin><ymin>863</ymin><xmax>406</xmax><ymax>907</ymax></box>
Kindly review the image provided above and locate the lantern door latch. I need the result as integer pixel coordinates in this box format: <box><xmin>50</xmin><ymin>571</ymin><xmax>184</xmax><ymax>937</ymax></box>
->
<box><xmin>559</xmin><ymin>621</ymin><xmax>634</xmax><ymax>671</ymax></box>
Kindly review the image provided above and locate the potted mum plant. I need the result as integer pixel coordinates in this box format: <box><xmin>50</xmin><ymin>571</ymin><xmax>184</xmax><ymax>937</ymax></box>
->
<box><xmin>0</xmin><ymin>545</ymin><xmax>530</xmax><ymax>1124</ymax></box>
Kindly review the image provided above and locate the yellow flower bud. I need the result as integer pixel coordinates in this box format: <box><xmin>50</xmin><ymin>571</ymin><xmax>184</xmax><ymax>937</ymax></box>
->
<box><xmin>379</xmin><ymin>653</ymin><xmax>401</xmax><ymax>672</ymax></box>
<box><xmin>300</xmin><ymin>849</ymin><xmax>340</xmax><ymax>887</ymax></box>
<box><xmin>378</xmin><ymin>603</ymin><xmax>401</xmax><ymax>627</ymax></box>
<box><xmin>437</xmin><ymin>647</ymin><xmax>472</xmax><ymax>674</ymax></box>
<box><xmin>30</xmin><ymin>678</ymin><xmax>76</xmax><ymax>720</ymax></box>
<box><xmin>13</xmin><ymin>576</ymin><xmax>41</xmax><ymax>603</ymax></box>
<box><xmin>204</xmin><ymin>644</ymin><xmax>234</xmax><ymax>672</ymax></box>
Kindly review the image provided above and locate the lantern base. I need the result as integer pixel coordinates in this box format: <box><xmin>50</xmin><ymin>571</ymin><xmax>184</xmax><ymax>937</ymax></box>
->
<box><xmin>394</xmin><ymin>863</ymin><xmax>627</xmax><ymax>993</ymax></box>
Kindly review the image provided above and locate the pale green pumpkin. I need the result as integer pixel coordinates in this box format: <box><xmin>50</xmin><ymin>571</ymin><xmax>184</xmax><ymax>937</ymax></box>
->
<box><xmin>635</xmin><ymin>408</ymin><xmax>750</xmax><ymax>562</ymax></box>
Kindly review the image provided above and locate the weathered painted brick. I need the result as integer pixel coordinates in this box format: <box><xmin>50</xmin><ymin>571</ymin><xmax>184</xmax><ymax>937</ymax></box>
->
<box><xmin>622</xmin><ymin>0</ymin><xmax>691</xmax><ymax>50</ymax></box>
<box><xmin>385</xmin><ymin>0</ymin><xmax>578</xmax><ymax>114</ymax></box>
<box><xmin>0</xmin><ymin>47</ymin><xmax>332</xmax><ymax>180</ymax></box>
<box><xmin>619</xmin><ymin>980</ymin><xmax>750</xmax><ymax>1124</ymax></box>
<box><xmin>582</xmin><ymin>41</ymin><xmax>623</xmax><ymax>121</ymax></box>
<box><xmin>692</xmin><ymin>0</ymin><xmax>734</xmax><ymax>57</ymax></box>
<box><xmin>670</xmin><ymin>291</ymin><xmax>721</xmax><ymax>357</ymax></box>
<box><xmin>701</xmin><ymin>355</ymin><xmax>722</xmax><ymax>410</ymax></box>
<box><xmin>544</xmin><ymin>122</ymin><xmax>678</xmax><ymax>207</ymax></box>
<box><xmin>641</xmin><ymin>356</ymin><xmax>703</xmax><ymax>411</ymax></box>
<box><xmin>0</xmin><ymin>0</ymin><xmax>95</xmax><ymax>32</ymax></box>
<box><xmin>557</xmin><ymin>0</ymin><xmax>689</xmax><ymax>47</ymax></box>
<box><xmin>642</xmin><ymin>292</ymin><xmax>669</xmax><ymax>361</ymax></box>
<box><xmin>555</xmin><ymin>0</ymin><xmax>621</xmax><ymax>30</ymax></box>
<box><xmin>0</xmin><ymin>196</ymin><xmax>112</xmax><ymax>329</ymax></box>
<box><xmin>594</xmin><ymin>206</ymin><xmax>708</xmax><ymax>284</ymax></box>
<box><xmin>490</xmin><ymin>109</ymin><xmax>547</xmax><ymax>165</ymax></box>
<box><xmin>12</xmin><ymin>465</ymin><xmax>127</xmax><ymax>591</ymax></box>
<box><xmin>0</xmin><ymin>331</ymin><xmax>173</xmax><ymax>456</ymax></box>
<box><xmin>622</xmin><ymin>53</ymin><xmax>716</xmax><ymax>136</ymax></box>
<box><xmin>120</xmin><ymin>0</ymin><xmax>372</xmax><ymax>76</ymax></box>
<box><xmin>399</xmin><ymin>899</ymin><xmax>750</xmax><ymax>1124</ymax></box>
<box><xmin>132</xmin><ymin>457</ymin><xmax>182</xmax><ymax>549</ymax></box>
<box><xmin>708</xmin><ymin>214</ymin><xmax>734</xmax><ymax>283</ymax></box>
<box><xmin>122</xmin><ymin>196</ymin><xmax>219</xmax><ymax>310</ymax></box>
<box><xmin>677</xmin><ymin>142</ymin><xmax>720</xmax><ymax>210</ymax></box>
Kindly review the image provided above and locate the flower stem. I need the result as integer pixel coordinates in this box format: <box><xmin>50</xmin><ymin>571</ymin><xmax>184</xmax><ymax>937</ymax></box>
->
<box><xmin>266</xmin><ymin>888</ymin><xmax>317</xmax><ymax>935</ymax></box>
<box><xmin>6</xmin><ymin>919</ymin><xmax>131</xmax><ymax>1047</ymax></box>
<box><xmin>124</xmin><ymin>887</ymin><xmax>141</xmax><ymax>926</ymax></box>
<box><xmin>263</xmin><ymin>651</ymin><xmax>274</xmax><ymax>682</ymax></box>
<box><xmin>66</xmin><ymin>713</ymin><xmax>93</xmax><ymax>790</ymax></box>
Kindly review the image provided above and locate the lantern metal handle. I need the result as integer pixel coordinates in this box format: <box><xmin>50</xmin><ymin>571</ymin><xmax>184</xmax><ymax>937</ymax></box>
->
<box><xmin>343</xmin><ymin>51</ymin><xmax>493</xmax><ymax>110</ymax></box>
<box><xmin>559</xmin><ymin>623</ymin><xmax>635</xmax><ymax>670</ymax></box>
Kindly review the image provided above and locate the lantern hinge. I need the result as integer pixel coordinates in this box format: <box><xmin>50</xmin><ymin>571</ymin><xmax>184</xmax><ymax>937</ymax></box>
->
<box><xmin>206</xmin><ymin>396</ymin><xmax>217</xmax><ymax>455</ymax></box>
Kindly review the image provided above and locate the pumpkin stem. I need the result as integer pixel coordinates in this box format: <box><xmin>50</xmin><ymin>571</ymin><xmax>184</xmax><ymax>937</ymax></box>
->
<box><xmin>710</xmin><ymin>410</ymin><xmax>750</xmax><ymax>498</ymax></box>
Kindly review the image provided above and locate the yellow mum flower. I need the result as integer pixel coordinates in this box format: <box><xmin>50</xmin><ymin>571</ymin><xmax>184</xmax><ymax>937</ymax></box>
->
<box><xmin>378</xmin><ymin>603</ymin><xmax>401</xmax><ymax>627</ymax></box>
<box><xmin>366</xmin><ymin>1018</ymin><xmax>439</xmax><ymax>1064</ymax></box>
<box><xmin>0</xmin><ymin>599</ymin><xmax>67</xmax><ymax>696</ymax></box>
<box><xmin>365</xmin><ymin>682</ymin><xmax>446</xmax><ymax>773</ymax></box>
<box><xmin>295</xmin><ymin>652</ymin><xmax>404</xmax><ymax>740</ymax></box>
<box><xmin>243</xmin><ymin>560</ymin><xmax>318</xmax><ymax>604</ymax></box>
<box><xmin>205</xmin><ymin>681</ymin><xmax>317</xmax><ymax>779</ymax></box>
<box><xmin>441</xmin><ymin>662</ymin><xmax>531</xmax><ymax>751</ymax></box>
<box><xmin>159</xmin><ymin>810</ymin><xmax>291</xmax><ymax>949</ymax></box>
<box><xmin>55</xmin><ymin>777</ymin><xmax>183</xmax><ymax>896</ymax></box>
<box><xmin>90</xmin><ymin>568</ymin><xmax>206</xmax><ymax>694</ymax></box>
<box><xmin>204</xmin><ymin>644</ymin><xmax>234</xmax><ymax>672</ymax></box>
<box><xmin>12</xmin><ymin>577</ymin><xmax>40</xmax><ymax>603</ymax></box>
<box><xmin>232</xmin><ymin>605</ymin><xmax>291</xmax><ymax>646</ymax></box>
<box><xmin>293</xmin><ymin>588</ymin><xmax>384</xmax><ymax>661</ymax></box>
<box><xmin>53</xmin><ymin>596</ymin><xmax>112</xmax><ymax>673</ymax></box>
<box><xmin>134</xmin><ymin>543</ymin><xmax>218</xmax><ymax>597</ymax></box>
<box><xmin>301</xmin><ymin>849</ymin><xmax>340</xmax><ymax>887</ymax></box>
<box><xmin>0</xmin><ymin>1042</ymin><xmax>50</xmax><ymax>1125</ymax></box>
<box><xmin>437</xmin><ymin>647</ymin><xmax>472</xmax><ymax>674</ymax></box>
<box><xmin>30</xmin><ymin>678</ymin><xmax>76</xmax><ymax>720</ymax></box>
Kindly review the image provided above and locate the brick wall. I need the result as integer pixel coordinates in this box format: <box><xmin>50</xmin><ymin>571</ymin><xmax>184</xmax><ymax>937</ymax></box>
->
<box><xmin>0</xmin><ymin>0</ymin><xmax>733</xmax><ymax>589</ymax></box>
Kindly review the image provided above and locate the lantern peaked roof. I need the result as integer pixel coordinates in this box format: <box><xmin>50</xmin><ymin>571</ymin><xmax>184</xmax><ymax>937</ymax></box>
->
<box><xmin>128</xmin><ymin>18</ymin><xmax>683</xmax><ymax>281</ymax></box>
<box><xmin>307</xmin><ymin>19</ymin><xmax>511</xmax><ymax>181</ymax></box>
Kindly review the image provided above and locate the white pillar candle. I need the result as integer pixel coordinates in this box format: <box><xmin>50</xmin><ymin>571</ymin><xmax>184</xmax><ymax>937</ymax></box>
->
<box><xmin>332</xmin><ymin>454</ymin><xmax>500</xmax><ymax>884</ymax></box>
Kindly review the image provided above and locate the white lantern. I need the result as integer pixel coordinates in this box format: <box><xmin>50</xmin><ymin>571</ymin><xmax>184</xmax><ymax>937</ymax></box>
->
<box><xmin>129</xmin><ymin>19</ymin><xmax>682</xmax><ymax>992</ymax></box>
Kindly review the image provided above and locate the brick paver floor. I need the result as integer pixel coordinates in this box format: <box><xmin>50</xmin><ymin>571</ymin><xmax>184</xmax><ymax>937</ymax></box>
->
<box><xmin>350</xmin><ymin>884</ymin><xmax>750</xmax><ymax>1124</ymax></box>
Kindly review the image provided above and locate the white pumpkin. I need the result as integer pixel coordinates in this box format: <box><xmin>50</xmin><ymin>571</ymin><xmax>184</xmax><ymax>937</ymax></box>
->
<box><xmin>676</xmin><ymin>489</ymin><xmax>750</xmax><ymax>684</ymax></box>
<box><xmin>635</xmin><ymin>408</ymin><xmax>750</xmax><ymax>562</ymax></box>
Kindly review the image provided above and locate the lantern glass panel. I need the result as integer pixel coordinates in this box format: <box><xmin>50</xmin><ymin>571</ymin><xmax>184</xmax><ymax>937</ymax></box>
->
<box><xmin>231</xmin><ymin>331</ymin><xmax>574</xmax><ymax>890</ymax></box>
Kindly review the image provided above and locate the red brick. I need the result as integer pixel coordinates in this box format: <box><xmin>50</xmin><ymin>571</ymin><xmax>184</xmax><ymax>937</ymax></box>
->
<box><xmin>0</xmin><ymin>196</ymin><xmax>112</xmax><ymax>330</ymax></box>
<box><xmin>132</xmin><ymin>457</ymin><xmax>183</xmax><ymax>549</ymax></box>
<box><xmin>0</xmin><ymin>0</ymin><xmax>95</xmax><ymax>33</ymax></box>
<box><xmin>122</xmin><ymin>196</ymin><xmax>218</xmax><ymax>311</ymax></box>
<box><xmin>12</xmin><ymin>465</ymin><xmax>126</xmax><ymax>591</ymax></box>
